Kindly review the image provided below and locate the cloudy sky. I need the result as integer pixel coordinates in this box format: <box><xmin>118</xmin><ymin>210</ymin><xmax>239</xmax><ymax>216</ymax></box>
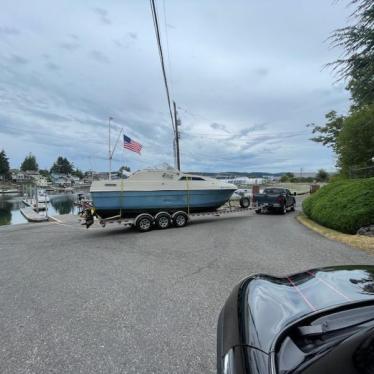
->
<box><xmin>0</xmin><ymin>0</ymin><xmax>353</xmax><ymax>173</ymax></box>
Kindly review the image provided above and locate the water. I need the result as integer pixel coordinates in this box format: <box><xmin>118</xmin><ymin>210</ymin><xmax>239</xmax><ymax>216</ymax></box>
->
<box><xmin>0</xmin><ymin>193</ymin><xmax>81</xmax><ymax>226</ymax></box>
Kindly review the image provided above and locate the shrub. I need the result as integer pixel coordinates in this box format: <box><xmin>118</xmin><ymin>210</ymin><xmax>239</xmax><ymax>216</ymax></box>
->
<box><xmin>302</xmin><ymin>178</ymin><xmax>374</xmax><ymax>234</ymax></box>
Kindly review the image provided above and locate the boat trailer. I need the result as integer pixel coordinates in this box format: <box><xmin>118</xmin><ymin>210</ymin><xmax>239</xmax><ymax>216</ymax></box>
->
<box><xmin>79</xmin><ymin>197</ymin><xmax>252</xmax><ymax>232</ymax></box>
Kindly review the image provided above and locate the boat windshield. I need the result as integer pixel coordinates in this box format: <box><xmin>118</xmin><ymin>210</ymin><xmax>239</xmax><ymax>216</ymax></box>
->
<box><xmin>179</xmin><ymin>176</ymin><xmax>206</xmax><ymax>181</ymax></box>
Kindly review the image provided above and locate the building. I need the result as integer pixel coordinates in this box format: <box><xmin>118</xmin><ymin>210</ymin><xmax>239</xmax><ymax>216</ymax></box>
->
<box><xmin>50</xmin><ymin>173</ymin><xmax>82</xmax><ymax>187</ymax></box>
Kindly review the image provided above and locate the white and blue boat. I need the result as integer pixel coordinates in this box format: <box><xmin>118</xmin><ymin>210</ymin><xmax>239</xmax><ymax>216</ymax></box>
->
<box><xmin>90</xmin><ymin>169</ymin><xmax>237</xmax><ymax>219</ymax></box>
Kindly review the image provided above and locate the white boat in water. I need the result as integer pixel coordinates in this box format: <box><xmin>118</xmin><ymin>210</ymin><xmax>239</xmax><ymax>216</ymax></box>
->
<box><xmin>37</xmin><ymin>190</ymin><xmax>50</xmax><ymax>203</ymax></box>
<box><xmin>90</xmin><ymin>169</ymin><xmax>237</xmax><ymax>219</ymax></box>
<box><xmin>1</xmin><ymin>188</ymin><xmax>19</xmax><ymax>195</ymax></box>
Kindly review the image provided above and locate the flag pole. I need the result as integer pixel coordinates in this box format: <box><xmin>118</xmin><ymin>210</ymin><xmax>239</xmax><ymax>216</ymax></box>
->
<box><xmin>111</xmin><ymin>128</ymin><xmax>124</xmax><ymax>159</ymax></box>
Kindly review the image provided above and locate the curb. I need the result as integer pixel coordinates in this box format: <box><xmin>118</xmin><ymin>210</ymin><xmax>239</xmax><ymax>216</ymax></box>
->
<box><xmin>296</xmin><ymin>213</ymin><xmax>374</xmax><ymax>253</ymax></box>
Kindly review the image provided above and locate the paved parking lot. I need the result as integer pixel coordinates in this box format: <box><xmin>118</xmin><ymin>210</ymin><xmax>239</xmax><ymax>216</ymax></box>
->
<box><xmin>1</xmin><ymin>204</ymin><xmax>373</xmax><ymax>373</ymax></box>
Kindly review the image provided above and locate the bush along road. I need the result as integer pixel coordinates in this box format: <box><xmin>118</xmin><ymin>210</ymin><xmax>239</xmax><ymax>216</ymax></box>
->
<box><xmin>302</xmin><ymin>177</ymin><xmax>374</xmax><ymax>234</ymax></box>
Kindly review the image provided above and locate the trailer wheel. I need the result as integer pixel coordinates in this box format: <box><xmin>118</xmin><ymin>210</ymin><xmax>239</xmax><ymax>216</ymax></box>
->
<box><xmin>135</xmin><ymin>214</ymin><xmax>153</xmax><ymax>232</ymax></box>
<box><xmin>155</xmin><ymin>212</ymin><xmax>171</xmax><ymax>229</ymax></box>
<box><xmin>290</xmin><ymin>204</ymin><xmax>295</xmax><ymax>212</ymax></box>
<box><xmin>172</xmin><ymin>211</ymin><xmax>188</xmax><ymax>228</ymax></box>
<box><xmin>239</xmin><ymin>197</ymin><xmax>250</xmax><ymax>209</ymax></box>
<box><xmin>255</xmin><ymin>209</ymin><xmax>261</xmax><ymax>214</ymax></box>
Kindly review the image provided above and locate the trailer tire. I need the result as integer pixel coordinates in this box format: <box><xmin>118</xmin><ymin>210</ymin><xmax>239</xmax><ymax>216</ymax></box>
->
<box><xmin>239</xmin><ymin>197</ymin><xmax>250</xmax><ymax>209</ymax></box>
<box><xmin>135</xmin><ymin>214</ymin><xmax>153</xmax><ymax>232</ymax></box>
<box><xmin>290</xmin><ymin>204</ymin><xmax>295</xmax><ymax>212</ymax></box>
<box><xmin>172</xmin><ymin>211</ymin><xmax>188</xmax><ymax>228</ymax></box>
<box><xmin>155</xmin><ymin>212</ymin><xmax>171</xmax><ymax>229</ymax></box>
<box><xmin>255</xmin><ymin>209</ymin><xmax>261</xmax><ymax>214</ymax></box>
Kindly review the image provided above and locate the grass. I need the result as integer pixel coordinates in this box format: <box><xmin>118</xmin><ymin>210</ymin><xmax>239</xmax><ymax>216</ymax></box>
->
<box><xmin>297</xmin><ymin>213</ymin><xmax>374</xmax><ymax>253</ymax></box>
<box><xmin>302</xmin><ymin>178</ymin><xmax>374</xmax><ymax>234</ymax></box>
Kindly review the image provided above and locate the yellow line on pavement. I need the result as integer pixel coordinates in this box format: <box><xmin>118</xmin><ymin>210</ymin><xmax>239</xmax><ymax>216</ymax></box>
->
<box><xmin>297</xmin><ymin>213</ymin><xmax>374</xmax><ymax>254</ymax></box>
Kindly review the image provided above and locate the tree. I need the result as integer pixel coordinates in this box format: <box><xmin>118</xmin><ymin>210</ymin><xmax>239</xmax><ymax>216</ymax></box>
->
<box><xmin>280</xmin><ymin>172</ymin><xmax>294</xmax><ymax>182</ymax></box>
<box><xmin>39</xmin><ymin>169</ymin><xmax>50</xmax><ymax>177</ymax></box>
<box><xmin>0</xmin><ymin>150</ymin><xmax>10</xmax><ymax>180</ymax></box>
<box><xmin>71</xmin><ymin>168</ymin><xmax>84</xmax><ymax>179</ymax></box>
<box><xmin>316</xmin><ymin>169</ymin><xmax>329</xmax><ymax>182</ymax></box>
<box><xmin>328</xmin><ymin>0</ymin><xmax>374</xmax><ymax>107</ymax></box>
<box><xmin>337</xmin><ymin>105</ymin><xmax>374</xmax><ymax>176</ymax></box>
<box><xmin>50</xmin><ymin>156</ymin><xmax>73</xmax><ymax>175</ymax></box>
<box><xmin>307</xmin><ymin>111</ymin><xmax>345</xmax><ymax>155</ymax></box>
<box><xmin>20</xmin><ymin>153</ymin><xmax>38</xmax><ymax>171</ymax></box>
<box><xmin>308</xmin><ymin>0</ymin><xmax>374</xmax><ymax>177</ymax></box>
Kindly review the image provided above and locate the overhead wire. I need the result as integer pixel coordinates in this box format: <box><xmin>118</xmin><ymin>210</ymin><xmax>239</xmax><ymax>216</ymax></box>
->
<box><xmin>162</xmin><ymin>0</ymin><xmax>174</xmax><ymax>100</ymax></box>
<box><xmin>150</xmin><ymin>0</ymin><xmax>175</xmax><ymax>134</ymax></box>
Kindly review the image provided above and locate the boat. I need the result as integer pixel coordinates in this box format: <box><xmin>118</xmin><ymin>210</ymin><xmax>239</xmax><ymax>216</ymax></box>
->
<box><xmin>90</xmin><ymin>169</ymin><xmax>237</xmax><ymax>219</ymax></box>
<box><xmin>0</xmin><ymin>188</ymin><xmax>19</xmax><ymax>195</ymax></box>
<box><xmin>37</xmin><ymin>190</ymin><xmax>50</xmax><ymax>203</ymax></box>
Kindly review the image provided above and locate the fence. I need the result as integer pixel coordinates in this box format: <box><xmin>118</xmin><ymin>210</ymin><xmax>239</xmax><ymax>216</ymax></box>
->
<box><xmin>350</xmin><ymin>165</ymin><xmax>374</xmax><ymax>179</ymax></box>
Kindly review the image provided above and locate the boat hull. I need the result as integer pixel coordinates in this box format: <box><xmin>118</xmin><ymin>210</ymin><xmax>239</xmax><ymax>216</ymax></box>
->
<box><xmin>91</xmin><ymin>189</ymin><xmax>236</xmax><ymax>218</ymax></box>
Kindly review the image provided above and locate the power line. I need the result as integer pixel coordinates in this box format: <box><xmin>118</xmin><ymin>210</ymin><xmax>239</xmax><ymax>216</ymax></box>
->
<box><xmin>150</xmin><ymin>0</ymin><xmax>175</xmax><ymax>134</ymax></box>
<box><xmin>162</xmin><ymin>0</ymin><xmax>174</xmax><ymax>100</ymax></box>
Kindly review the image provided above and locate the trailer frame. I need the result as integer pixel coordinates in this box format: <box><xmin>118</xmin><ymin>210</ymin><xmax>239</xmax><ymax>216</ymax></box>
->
<box><xmin>80</xmin><ymin>197</ymin><xmax>253</xmax><ymax>232</ymax></box>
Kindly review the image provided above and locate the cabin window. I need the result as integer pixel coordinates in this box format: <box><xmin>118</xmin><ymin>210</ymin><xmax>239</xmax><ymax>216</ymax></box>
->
<box><xmin>179</xmin><ymin>176</ymin><xmax>205</xmax><ymax>181</ymax></box>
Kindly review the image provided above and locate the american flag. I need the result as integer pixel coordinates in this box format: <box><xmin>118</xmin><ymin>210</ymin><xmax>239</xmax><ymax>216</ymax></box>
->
<box><xmin>123</xmin><ymin>134</ymin><xmax>142</xmax><ymax>154</ymax></box>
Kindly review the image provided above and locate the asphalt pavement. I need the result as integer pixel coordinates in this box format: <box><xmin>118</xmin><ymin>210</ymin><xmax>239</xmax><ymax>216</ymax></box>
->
<box><xmin>1</xmin><ymin>201</ymin><xmax>373</xmax><ymax>373</ymax></box>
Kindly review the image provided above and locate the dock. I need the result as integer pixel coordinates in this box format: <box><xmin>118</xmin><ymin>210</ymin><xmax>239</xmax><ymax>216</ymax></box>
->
<box><xmin>20</xmin><ymin>207</ymin><xmax>48</xmax><ymax>223</ymax></box>
<box><xmin>22</xmin><ymin>199</ymin><xmax>47</xmax><ymax>211</ymax></box>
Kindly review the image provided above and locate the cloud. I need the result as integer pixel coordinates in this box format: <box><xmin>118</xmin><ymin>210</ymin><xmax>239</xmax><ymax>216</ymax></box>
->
<box><xmin>59</xmin><ymin>41</ymin><xmax>80</xmax><ymax>51</ymax></box>
<box><xmin>8</xmin><ymin>54</ymin><xmax>28</xmax><ymax>64</ymax></box>
<box><xmin>89</xmin><ymin>50</ymin><xmax>110</xmax><ymax>64</ymax></box>
<box><xmin>0</xmin><ymin>26</ymin><xmax>20</xmax><ymax>36</ymax></box>
<box><xmin>128</xmin><ymin>32</ymin><xmax>137</xmax><ymax>40</ymax></box>
<box><xmin>210</xmin><ymin>122</ymin><xmax>228</xmax><ymax>132</ymax></box>
<box><xmin>45</xmin><ymin>62</ymin><xmax>59</xmax><ymax>71</ymax></box>
<box><xmin>93</xmin><ymin>8</ymin><xmax>111</xmax><ymax>25</ymax></box>
<box><xmin>113</xmin><ymin>32</ymin><xmax>138</xmax><ymax>48</ymax></box>
<box><xmin>254</xmin><ymin>67</ymin><xmax>269</xmax><ymax>76</ymax></box>
<box><xmin>0</xmin><ymin>0</ymin><xmax>351</xmax><ymax>172</ymax></box>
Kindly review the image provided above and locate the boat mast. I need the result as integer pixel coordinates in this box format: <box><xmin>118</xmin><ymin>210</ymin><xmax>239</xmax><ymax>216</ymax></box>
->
<box><xmin>108</xmin><ymin>116</ymin><xmax>113</xmax><ymax>180</ymax></box>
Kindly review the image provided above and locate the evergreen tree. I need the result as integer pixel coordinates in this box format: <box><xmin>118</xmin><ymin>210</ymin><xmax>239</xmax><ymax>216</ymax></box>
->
<box><xmin>0</xmin><ymin>150</ymin><xmax>10</xmax><ymax>180</ymax></box>
<box><xmin>20</xmin><ymin>153</ymin><xmax>38</xmax><ymax>171</ymax></box>
<box><xmin>50</xmin><ymin>156</ymin><xmax>74</xmax><ymax>175</ymax></box>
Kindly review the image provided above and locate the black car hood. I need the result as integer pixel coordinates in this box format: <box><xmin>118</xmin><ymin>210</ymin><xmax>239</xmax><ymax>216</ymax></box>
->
<box><xmin>241</xmin><ymin>265</ymin><xmax>374</xmax><ymax>353</ymax></box>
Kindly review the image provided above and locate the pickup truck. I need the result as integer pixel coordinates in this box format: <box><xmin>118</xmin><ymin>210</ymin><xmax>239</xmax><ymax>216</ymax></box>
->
<box><xmin>253</xmin><ymin>187</ymin><xmax>296</xmax><ymax>214</ymax></box>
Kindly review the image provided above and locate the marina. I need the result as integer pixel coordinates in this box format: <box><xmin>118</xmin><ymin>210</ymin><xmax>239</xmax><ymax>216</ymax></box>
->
<box><xmin>0</xmin><ymin>193</ymin><xmax>81</xmax><ymax>226</ymax></box>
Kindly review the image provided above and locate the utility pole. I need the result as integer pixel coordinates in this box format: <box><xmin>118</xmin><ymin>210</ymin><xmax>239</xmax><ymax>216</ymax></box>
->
<box><xmin>173</xmin><ymin>101</ymin><xmax>181</xmax><ymax>171</ymax></box>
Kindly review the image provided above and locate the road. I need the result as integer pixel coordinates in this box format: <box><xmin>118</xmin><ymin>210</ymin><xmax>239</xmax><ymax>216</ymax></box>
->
<box><xmin>1</xmin><ymin>202</ymin><xmax>373</xmax><ymax>373</ymax></box>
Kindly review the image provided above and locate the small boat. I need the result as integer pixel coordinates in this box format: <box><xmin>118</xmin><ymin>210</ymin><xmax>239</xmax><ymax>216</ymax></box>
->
<box><xmin>1</xmin><ymin>188</ymin><xmax>19</xmax><ymax>195</ymax></box>
<box><xmin>37</xmin><ymin>190</ymin><xmax>50</xmax><ymax>203</ymax></box>
<box><xmin>90</xmin><ymin>169</ymin><xmax>237</xmax><ymax>219</ymax></box>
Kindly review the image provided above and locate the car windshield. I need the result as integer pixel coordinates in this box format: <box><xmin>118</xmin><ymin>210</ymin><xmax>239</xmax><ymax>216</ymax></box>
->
<box><xmin>264</xmin><ymin>188</ymin><xmax>284</xmax><ymax>194</ymax></box>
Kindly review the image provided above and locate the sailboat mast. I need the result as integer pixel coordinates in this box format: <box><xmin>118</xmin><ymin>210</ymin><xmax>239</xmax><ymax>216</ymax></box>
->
<box><xmin>108</xmin><ymin>116</ymin><xmax>113</xmax><ymax>180</ymax></box>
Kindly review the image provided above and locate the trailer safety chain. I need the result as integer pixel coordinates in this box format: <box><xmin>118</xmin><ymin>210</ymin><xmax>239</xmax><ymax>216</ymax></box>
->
<box><xmin>119</xmin><ymin>178</ymin><xmax>124</xmax><ymax>218</ymax></box>
<box><xmin>185</xmin><ymin>176</ymin><xmax>190</xmax><ymax>215</ymax></box>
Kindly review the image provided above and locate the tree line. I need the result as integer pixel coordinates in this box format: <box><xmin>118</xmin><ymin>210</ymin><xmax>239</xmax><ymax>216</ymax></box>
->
<box><xmin>0</xmin><ymin>151</ymin><xmax>131</xmax><ymax>181</ymax></box>
<box><xmin>0</xmin><ymin>152</ymin><xmax>82</xmax><ymax>180</ymax></box>
<box><xmin>308</xmin><ymin>0</ymin><xmax>374</xmax><ymax>179</ymax></box>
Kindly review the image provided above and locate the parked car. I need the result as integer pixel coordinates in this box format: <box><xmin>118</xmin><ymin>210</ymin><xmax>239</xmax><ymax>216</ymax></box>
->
<box><xmin>217</xmin><ymin>265</ymin><xmax>374</xmax><ymax>374</ymax></box>
<box><xmin>253</xmin><ymin>187</ymin><xmax>295</xmax><ymax>214</ymax></box>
